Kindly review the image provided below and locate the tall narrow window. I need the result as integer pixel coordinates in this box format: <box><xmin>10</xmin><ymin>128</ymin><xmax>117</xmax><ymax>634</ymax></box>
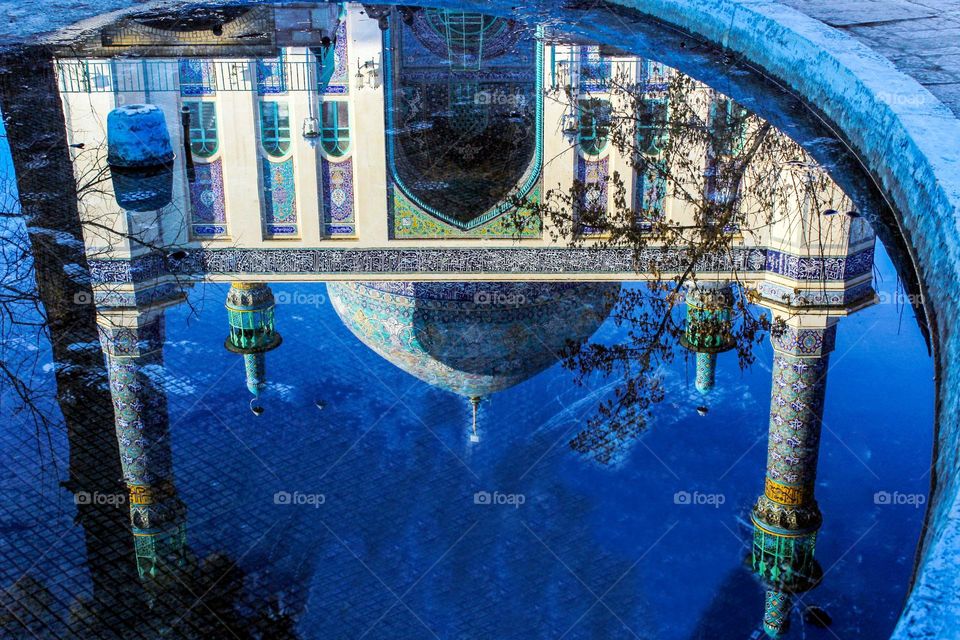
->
<box><xmin>185</xmin><ymin>101</ymin><xmax>218</xmax><ymax>157</ymax></box>
<box><xmin>709</xmin><ymin>96</ymin><xmax>748</xmax><ymax>157</ymax></box>
<box><xmin>578</xmin><ymin>99</ymin><xmax>610</xmax><ymax>156</ymax></box>
<box><xmin>320</xmin><ymin>101</ymin><xmax>350</xmax><ymax>157</ymax></box>
<box><xmin>259</xmin><ymin>101</ymin><xmax>291</xmax><ymax>157</ymax></box>
<box><xmin>641</xmin><ymin>59</ymin><xmax>669</xmax><ymax>86</ymax></box>
<box><xmin>637</xmin><ymin>96</ymin><xmax>669</xmax><ymax>157</ymax></box>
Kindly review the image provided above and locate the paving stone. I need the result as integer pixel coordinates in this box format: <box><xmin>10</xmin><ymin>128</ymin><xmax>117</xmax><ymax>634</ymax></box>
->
<box><xmin>779</xmin><ymin>0</ymin><xmax>960</xmax><ymax>115</ymax></box>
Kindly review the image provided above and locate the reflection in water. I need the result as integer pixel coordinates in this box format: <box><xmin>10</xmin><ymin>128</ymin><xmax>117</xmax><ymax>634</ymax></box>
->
<box><xmin>0</xmin><ymin>1</ymin><xmax>933</xmax><ymax>639</ymax></box>
<box><xmin>386</xmin><ymin>10</ymin><xmax>541</xmax><ymax>232</ymax></box>
<box><xmin>327</xmin><ymin>281</ymin><xmax>619</xmax><ymax>438</ymax></box>
<box><xmin>98</xmin><ymin>310</ymin><xmax>188</xmax><ymax>584</ymax></box>
<box><xmin>86</xmin><ymin>300</ymin><xmax>301</xmax><ymax>637</ymax></box>
<box><xmin>680</xmin><ymin>282</ymin><xmax>735</xmax><ymax>394</ymax></box>
<box><xmin>224</xmin><ymin>282</ymin><xmax>283</xmax><ymax>412</ymax></box>
<box><xmin>750</xmin><ymin>322</ymin><xmax>834</xmax><ymax>637</ymax></box>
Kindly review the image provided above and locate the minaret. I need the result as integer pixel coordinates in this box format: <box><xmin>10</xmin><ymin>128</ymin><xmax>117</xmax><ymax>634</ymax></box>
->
<box><xmin>750</xmin><ymin>318</ymin><xmax>836</xmax><ymax>636</ymax></box>
<box><xmin>224</xmin><ymin>282</ymin><xmax>282</xmax><ymax>408</ymax></box>
<box><xmin>680</xmin><ymin>283</ymin><xmax>735</xmax><ymax>394</ymax></box>
<box><xmin>97</xmin><ymin>309</ymin><xmax>189</xmax><ymax>585</ymax></box>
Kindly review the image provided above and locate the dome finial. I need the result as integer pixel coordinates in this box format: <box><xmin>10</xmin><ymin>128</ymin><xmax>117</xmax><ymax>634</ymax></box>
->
<box><xmin>469</xmin><ymin>396</ymin><xmax>482</xmax><ymax>443</ymax></box>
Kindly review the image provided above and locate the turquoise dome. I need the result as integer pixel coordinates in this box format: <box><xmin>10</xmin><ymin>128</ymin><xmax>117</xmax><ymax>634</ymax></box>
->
<box><xmin>327</xmin><ymin>281</ymin><xmax>619</xmax><ymax>397</ymax></box>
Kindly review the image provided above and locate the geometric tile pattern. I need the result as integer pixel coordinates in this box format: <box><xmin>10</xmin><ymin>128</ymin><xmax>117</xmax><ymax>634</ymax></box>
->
<box><xmin>391</xmin><ymin>183</ymin><xmax>542</xmax><ymax>239</ymax></box>
<box><xmin>575</xmin><ymin>155</ymin><xmax>609</xmax><ymax>236</ymax></box>
<box><xmin>261</xmin><ymin>157</ymin><xmax>298</xmax><ymax>237</ymax></box>
<box><xmin>178</xmin><ymin>59</ymin><xmax>217</xmax><ymax>96</ymax></box>
<box><xmin>765</xmin><ymin>247</ymin><xmax>873</xmax><ymax>281</ymax></box>
<box><xmin>321</xmin><ymin>157</ymin><xmax>356</xmax><ymax>237</ymax></box>
<box><xmin>766</xmin><ymin>350</ymin><xmax>830</xmax><ymax>486</ymax></box>
<box><xmin>318</xmin><ymin>20</ymin><xmax>349</xmax><ymax>95</ymax></box>
<box><xmin>771</xmin><ymin>325</ymin><xmax>837</xmax><ymax>358</ymax></box>
<box><xmin>326</xmin><ymin>280</ymin><xmax>618</xmax><ymax>397</ymax></box>
<box><xmin>189</xmin><ymin>159</ymin><xmax>227</xmax><ymax>238</ymax></box>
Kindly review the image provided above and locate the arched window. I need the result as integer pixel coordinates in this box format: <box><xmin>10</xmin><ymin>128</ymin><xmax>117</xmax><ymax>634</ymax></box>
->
<box><xmin>185</xmin><ymin>101</ymin><xmax>218</xmax><ymax>157</ymax></box>
<box><xmin>427</xmin><ymin>10</ymin><xmax>498</xmax><ymax>71</ymax></box>
<box><xmin>709</xmin><ymin>97</ymin><xmax>748</xmax><ymax>157</ymax></box>
<box><xmin>259</xmin><ymin>101</ymin><xmax>291</xmax><ymax>157</ymax></box>
<box><xmin>636</xmin><ymin>96</ymin><xmax>669</xmax><ymax>156</ymax></box>
<box><xmin>321</xmin><ymin>101</ymin><xmax>350</xmax><ymax>157</ymax></box>
<box><xmin>578</xmin><ymin>99</ymin><xmax>610</xmax><ymax>156</ymax></box>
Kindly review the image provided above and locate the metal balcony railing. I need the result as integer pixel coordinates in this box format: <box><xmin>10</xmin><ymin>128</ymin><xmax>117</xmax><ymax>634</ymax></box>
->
<box><xmin>55</xmin><ymin>56</ymin><xmax>332</xmax><ymax>94</ymax></box>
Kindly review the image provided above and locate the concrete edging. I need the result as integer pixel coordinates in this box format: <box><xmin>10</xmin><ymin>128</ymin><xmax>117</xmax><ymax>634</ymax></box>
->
<box><xmin>604</xmin><ymin>0</ymin><xmax>960</xmax><ymax>636</ymax></box>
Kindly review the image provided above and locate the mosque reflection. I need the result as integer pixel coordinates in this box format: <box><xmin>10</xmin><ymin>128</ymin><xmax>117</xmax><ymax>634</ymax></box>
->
<box><xmin>327</xmin><ymin>281</ymin><xmax>620</xmax><ymax>439</ymax></box>
<box><xmin>0</xmin><ymin>1</ymin><xmax>884</xmax><ymax>637</ymax></box>
<box><xmin>60</xmin><ymin>271</ymin><xmax>848</xmax><ymax>636</ymax></box>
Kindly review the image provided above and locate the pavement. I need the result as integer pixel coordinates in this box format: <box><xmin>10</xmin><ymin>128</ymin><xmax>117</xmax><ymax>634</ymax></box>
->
<box><xmin>778</xmin><ymin>0</ymin><xmax>960</xmax><ymax>116</ymax></box>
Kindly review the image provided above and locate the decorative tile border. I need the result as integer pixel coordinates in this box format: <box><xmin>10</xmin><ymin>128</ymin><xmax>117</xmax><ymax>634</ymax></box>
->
<box><xmin>89</xmin><ymin>247</ymin><xmax>763</xmax><ymax>283</ymax></box>
<box><xmin>765</xmin><ymin>247</ymin><xmax>873</xmax><ymax>281</ymax></box>
<box><xmin>85</xmin><ymin>245</ymin><xmax>875</xmax><ymax>285</ymax></box>
<box><xmin>93</xmin><ymin>282</ymin><xmax>185</xmax><ymax>308</ymax></box>
<box><xmin>757</xmin><ymin>280</ymin><xmax>874</xmax><ymax>307</ymax></box>
<box><xmin>391</xmin><ymin>183</ymin><xmax>542</xmax><ymax>239</ymax></box>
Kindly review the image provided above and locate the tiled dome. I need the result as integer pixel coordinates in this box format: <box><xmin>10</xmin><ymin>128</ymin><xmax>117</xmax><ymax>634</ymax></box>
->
<box><xmin>327</xmin><ymin>281</ymin><xmax>619</xmax><ymax>397</ymax></box>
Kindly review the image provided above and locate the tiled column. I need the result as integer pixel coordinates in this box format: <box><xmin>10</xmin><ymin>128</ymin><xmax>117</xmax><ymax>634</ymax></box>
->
<box><xmin>751</xmin><ymin>319</ymin><xmax>836</xmax><ymax>637</ymax></box>
<box><xmin>98</xmin><ymin>310</ymin><xmax>188</xmax><ymax>583</ymax></box>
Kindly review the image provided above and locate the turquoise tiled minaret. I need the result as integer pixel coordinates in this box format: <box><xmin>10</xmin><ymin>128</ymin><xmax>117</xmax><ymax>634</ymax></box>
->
<box><xmin>750</xmin><ymin>321</ymin><xmax>836</xmax><ymax>636</ymax></box>
<box><xmin>98</xmin><ymin>312</ymin><xmax>188</xmax><ymax>584</ymax></box>
<box><xmin>224</xmin><ymin>282</ymin><xmax>282</xmax><ymax>399</ymax></box>
<box><xmin>680</xmin><ymin>283</ymin><xmax>735</xmax><ymax>394</ymax></box>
